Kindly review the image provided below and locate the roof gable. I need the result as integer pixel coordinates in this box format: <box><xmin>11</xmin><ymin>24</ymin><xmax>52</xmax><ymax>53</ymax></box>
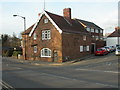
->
<box><xmin>29</xmin><ymin>10</ymin><xmax>62</xmax><ymax>36</ymax></box>
<box><xmin>108</xmin><ymin>29</ymin><xmax>120</xmax><ymax>37</ymax></box>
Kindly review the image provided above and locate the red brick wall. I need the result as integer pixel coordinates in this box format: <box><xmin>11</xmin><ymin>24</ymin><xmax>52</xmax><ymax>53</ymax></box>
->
<box><xmin>22</xmin><ymin>15</ymin><xmax>62</xmax><ymax>62</ymax></box>
<box><xmin>62</xmin><ymin>32</ymin><xmax>92</xmax><ymax>62</ymax></box>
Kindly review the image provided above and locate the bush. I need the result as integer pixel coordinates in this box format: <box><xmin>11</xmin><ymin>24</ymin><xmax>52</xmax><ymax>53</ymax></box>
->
<box><xmin>2</xmin><ymin>50</ymin><xmax>13</xmax><ymax>57</ymax></box>
<box><xmin>12</xmin><ymin>51</ymin><xmax>22</xmax><ymax>56</ymax></box>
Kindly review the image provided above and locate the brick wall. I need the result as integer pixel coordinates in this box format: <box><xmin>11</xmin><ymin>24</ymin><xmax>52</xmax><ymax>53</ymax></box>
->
<box><xmin>62</xmin><ymin>32</ymin><xmax>92</xmax><ymax>62</ymax></box>
<box><xmin>22</xmin><ymin>15</ymin><xmax>62</xmax><ymax>62</ymax></box>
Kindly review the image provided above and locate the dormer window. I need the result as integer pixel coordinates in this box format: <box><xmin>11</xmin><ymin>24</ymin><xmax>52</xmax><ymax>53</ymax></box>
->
<box><xmin>44</xmin><ymin>18</ymin><xmax>48</xmax><ymax>23</ymax></box>
<box><xmin>86</xmin><ymin>27</ymin><xmax>91</xmax><ymax>32</ymax></box>
<box><xmin>33</xmin><ymin>33</ymin><xmax>37</xmax><ymax>40</ymax></box>
<box><xmin>95</xmin><ymin>29</ymin><xmax>99</xmax><ymax>33</ymax></box>
<box><xmin>91</xmin><ymin>28</ymin><xmax>94</xmax><ymax>32</ymax></box>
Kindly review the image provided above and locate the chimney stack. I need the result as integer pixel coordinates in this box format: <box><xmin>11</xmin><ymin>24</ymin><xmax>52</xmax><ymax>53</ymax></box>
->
<box><xmin>63</xmin><ymin>8</ymin><xmax>71</xmax><ymax>19</ymax></box>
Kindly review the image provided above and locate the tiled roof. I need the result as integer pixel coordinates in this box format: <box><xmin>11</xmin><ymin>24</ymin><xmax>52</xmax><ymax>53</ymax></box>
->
<box><xmin>108</xmin><ymin>29</ymin><xmax>120</xmax><ymax>37</ymax></box>
<box><xmin>75</xmin><ymin>19</ymin><xmax>103</xmax><ymax>30</ymax></box>
<box><xmin>45</xmin><ymin>11</ymin><xmax>89</xmax><ymax>34</ymax></box>
<box><xmin>23</xmin><ymin>10</ymin><xmax>103</xmax><ymax>35</ymax></box>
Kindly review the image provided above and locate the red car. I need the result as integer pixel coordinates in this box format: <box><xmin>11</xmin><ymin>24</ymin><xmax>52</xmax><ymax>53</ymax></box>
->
<box><xmin>95</xmin><ymin>48</ymin><xmax>108</xmax><ymax>56</ymax></box>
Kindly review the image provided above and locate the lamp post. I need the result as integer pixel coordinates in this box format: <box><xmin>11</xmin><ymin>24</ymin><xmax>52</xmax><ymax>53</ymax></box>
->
<box><xmin>13</xmin><ymin>15</ymin><xmax>26</xmax><ymax>60</ymax></box>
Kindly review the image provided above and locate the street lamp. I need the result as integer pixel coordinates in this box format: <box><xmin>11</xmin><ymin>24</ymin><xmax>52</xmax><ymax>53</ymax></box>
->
<box><xmin>13</xmin><ymin>15</ymin><xmax>26</xmax><ymax>60</ymax></box>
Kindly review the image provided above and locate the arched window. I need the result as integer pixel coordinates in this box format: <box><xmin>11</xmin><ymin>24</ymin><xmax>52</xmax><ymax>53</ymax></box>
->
<box><xmin>41</xmin><ymin>48</ymin><xmax>51</xmax><ymax>57</ymax></box>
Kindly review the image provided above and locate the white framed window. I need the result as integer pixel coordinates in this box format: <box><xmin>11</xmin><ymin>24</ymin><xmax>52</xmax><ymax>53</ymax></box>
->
<box><xmin>87</xmin><ymin>45</ymin><xmax>90</xmax><ymax>51</ymax></box>
<box><xmin>34</xmin><ymin>46</ymin><xmax>37</xmax><ymax>53</ymax></box>
<box><xmin>41</xmin><ymin>48</ymin><xmax>51</xmax><ymax>57</ymax></box>
<box><xmin>95</xmin><ymin>29</ymin><xmax>99</xmax><ymax>33</ymax></box>
<box><xmin>80</xmin><ymin>46</ymin><xmax>83</xmax><ymax>52</ymax></box>
<box><xmin>100</xmin><ymin>30</ymin><xmax>103</xmax><ymax>33</ymax></box>
<box><xmin>91</xmin><ymin>28</ymin><xmax>94</xmax><ymax>32</ymax></box>
<box><xmin>42</xmin><ymin>30</ymin><xmax>51</xmax><ymax>40</ymax></box>
<box><xmin>83</xmin><ymin>35</ymin><xmax>87</xmax><ymax>41</ymax></box>
<box><xmin>44</xmin><ymin>18</ymin><xmax>48</xmax><ymax>23</ymax></box>
<box><xmin>86</xmin><ymin>27</ymin><xmax>90</xmax><ymax>32</ymax></box>
<box><xmin>33</xmin><ymin>33</ymin><xmax>37</xmax><ymax>40</ymax></box>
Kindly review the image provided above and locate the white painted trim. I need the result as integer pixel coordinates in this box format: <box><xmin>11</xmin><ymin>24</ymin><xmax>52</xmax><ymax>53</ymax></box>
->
<box><xmin>29</xmin><ymin>10</ymin><xmax>62</xmax><ymax>37</ymax></box>
<box><xmin>41</xmin><ymin>48</ymin><xmax>52</xmax><ymax>58</ymax></box>
<box><xmin>44</xmin><ymin>11</ymin><xmax>62</xmax><ymax>34</ymax></box>
<box><xmin>29</xmin><ymin>11</ymin><xmax>44</xmax><ymax>36</ymax></box>
<box><xmin>41</xmin><ymin>56</ymin><xmax>51</xmax><ymax>58</ymax></box>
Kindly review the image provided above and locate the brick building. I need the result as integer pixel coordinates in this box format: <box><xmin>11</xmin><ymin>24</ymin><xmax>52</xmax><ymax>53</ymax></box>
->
<box><xmin>22</xmin><ymin>8</ymin><xmax>104</xmax><ymax>62</ymax></box>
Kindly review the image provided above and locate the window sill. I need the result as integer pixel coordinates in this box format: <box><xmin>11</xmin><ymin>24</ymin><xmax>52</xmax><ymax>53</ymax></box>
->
<box><xmin>41</xmin><ymin>56</ymin><xmax>51</xmax><ymax>58</ymax></box>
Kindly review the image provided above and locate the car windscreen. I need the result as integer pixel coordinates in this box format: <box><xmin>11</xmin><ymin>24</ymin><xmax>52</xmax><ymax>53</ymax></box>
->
<box><xmin>97</xmin><ymin>49</ymin><xmax>102</xmax><ymax>51</ymax></box>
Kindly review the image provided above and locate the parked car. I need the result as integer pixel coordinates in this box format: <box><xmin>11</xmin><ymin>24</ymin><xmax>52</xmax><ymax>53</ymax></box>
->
<box><xmin>110</xmin><ymin>46</ymin><xmax>116</xmax><ymax>52</ymax></box>
<box><xmin>95</xmin><ymin>48</ymin><xmax>109</xmax><ymax>56</ymax></box>
<box><xmin>115</xmin><ymin>46</ymin><xmax>120</xmax><ymax>56</ymax></box>
<box><xmin>104</xmin><ymin>46</ymin><xmax>112</xmax><ymax>53</ymax></box>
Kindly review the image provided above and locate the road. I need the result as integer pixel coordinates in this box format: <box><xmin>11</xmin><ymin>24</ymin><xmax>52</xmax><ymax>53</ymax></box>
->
<box><xmin>2</xmin><ymin>52</ymin><xmax>119</xmax><ymax>88</ymax></box>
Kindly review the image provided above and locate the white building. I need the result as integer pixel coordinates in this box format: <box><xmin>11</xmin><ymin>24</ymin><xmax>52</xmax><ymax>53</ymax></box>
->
<box><xmin>106</xmin><ymin>27</ymin><xmax>120</xmax><ymax>47</ymax></box>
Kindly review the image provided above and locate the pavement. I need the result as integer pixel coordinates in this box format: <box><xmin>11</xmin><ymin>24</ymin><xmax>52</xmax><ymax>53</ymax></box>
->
<box><xmin>3</xmin><ymin>54</ymin><xmax>95</xmax><ymax>66</ymax></box>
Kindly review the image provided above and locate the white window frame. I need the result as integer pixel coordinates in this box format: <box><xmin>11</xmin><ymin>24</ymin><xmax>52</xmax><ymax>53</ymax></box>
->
<box><xmin>42</xmin><ymin>30</ymin><xmax>51</xmax><ymax>40</ymax></box>
<box><xmin>91</xmin><ymin>28</ymin><xmax>94</xmax><ymax>32</ymax></box>
<box><xmin>44</xmin><ymin>18</ymin><xmax>48</xmax><ymax>23</ymax></box>
<box><xmin>95</xmin><ymin>29</ymin><xmax>99</xmax><ymax>33</ymax></box>
<box><xmin>41</xmin><ymin>48</ymin><xmax>51</xmax><ymax>57</ymax></box>
<box><xmin>87</xmin><ymin>45</ymin><xmax>90</xmax><ymax>51</ymax></box>
<box><xmin>34</xmin><ymin>46</ymin><xmax>37</xmax><ymax>53</ymax></box>
<box><xmin>33</xmin><ymin>33</ymin><xmax>37</xmax><ymax>40</ymax></box>
<box><xmin>86</xmin><ymin>27</ymin><xmax>90</xmax><ymax>32</ymax></box>
<box><xmin>80</xmin><ymin>46</ymin><xmax>83</xmax><ymax>52</ymax></box>
<box><xmin>100</xmin><ymin>30</ymin><xmax>103</xmax><ymax>33</ymax></box>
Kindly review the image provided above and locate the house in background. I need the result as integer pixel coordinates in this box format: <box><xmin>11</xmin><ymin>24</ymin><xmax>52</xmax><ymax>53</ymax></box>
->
<box><xmin>106</xmin><ymin>27</ymin><xmax>120</xmax><ymax>47</ymax></box>
<box><xmin>22</xmin><ymin>8</ymin><xmax>104</xmax><ymax>62</ymax></box>
<box><xmin>75</xmin><ymin>19</ymin><xmax>104</xmax><ymax>53</ymax></box>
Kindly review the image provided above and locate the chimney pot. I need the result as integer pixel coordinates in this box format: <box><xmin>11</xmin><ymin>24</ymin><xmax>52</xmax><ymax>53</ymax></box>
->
<box><xmin>38</xmin><ymin>13</ymin><xmax>41</xmax><ymax>17</ymax></box>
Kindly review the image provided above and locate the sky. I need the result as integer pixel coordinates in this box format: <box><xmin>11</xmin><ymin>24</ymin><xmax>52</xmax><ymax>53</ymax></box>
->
<box><xmin>0</xmin><ymin>0</ymin><xmax>119</xmax><ymax>37</ymax></box>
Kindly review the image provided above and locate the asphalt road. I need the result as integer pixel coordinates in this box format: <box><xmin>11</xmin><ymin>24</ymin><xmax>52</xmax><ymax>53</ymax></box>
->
<box><xmin>2</xmin><ymin>52</ymin><xmax>119</xmax><ymax>88</ymax></box>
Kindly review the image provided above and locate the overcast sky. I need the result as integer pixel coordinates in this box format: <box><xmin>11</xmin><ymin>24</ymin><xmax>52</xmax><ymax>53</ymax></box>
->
<box><xmin>1</xmin><ymin>0</ymin><xmax>119</xmax><ymax>37</ymax></box>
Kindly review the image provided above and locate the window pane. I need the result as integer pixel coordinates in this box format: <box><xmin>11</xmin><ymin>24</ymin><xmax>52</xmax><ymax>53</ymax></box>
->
<box><xmin>80</xmin><ymin>46</ymin><xmax>83</xmax><ymax>52</ymax></box>
<box><xmin>42</xmin><ymin>30</ymin><xmax>51</xmax><ymax>40</ymax></box>
<box><xmin>44</xmin><ymin>19</ymin><xmax>48</xmax><ymax>23</ymax></box>
<box><xmin>34</xmin><ymin>46</ymin><xmax>37</xmax><ymax>53</ymax></box>
<box><xmin>87</xmin><ymin>46</ymin><xmax>89</xmax><ymax>51</ymax></box>
<box><xmin>34</xmin><ymin>33</ymin><xmax>37</xmax><ymax>40</ymax></box>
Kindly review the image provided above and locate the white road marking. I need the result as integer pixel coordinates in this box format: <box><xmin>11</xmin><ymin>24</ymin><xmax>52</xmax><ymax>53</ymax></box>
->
<box><xmin>76</xmin><ymin>68</ymin><xmax>119</xmax><ymax>74</ymax></box>
<box><xmin>0</xmin><ymin>81</ymin><xmax>15</xmax><ymax>90</ymax></box>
